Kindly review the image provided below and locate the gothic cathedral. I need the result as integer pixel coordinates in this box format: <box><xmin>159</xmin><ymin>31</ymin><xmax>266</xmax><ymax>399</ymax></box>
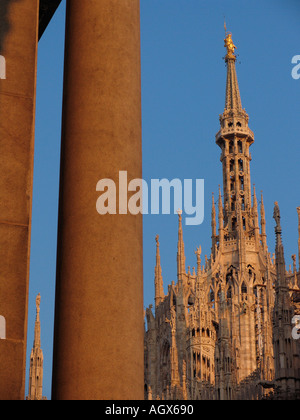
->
<box><xmin>144</xmin><ymin>31</ymin><xmax>300</xmax><ymax>401</ymax></box>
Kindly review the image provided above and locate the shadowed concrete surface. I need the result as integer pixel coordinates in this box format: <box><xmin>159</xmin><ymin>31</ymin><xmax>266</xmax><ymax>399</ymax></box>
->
<box><xmin>0</xmin><ymin>0</ymin><xmax>144</xmax><ymax>400</ymax></box>
<box><xmin>0</xmin><ymin>0</ymin><xmax>60</xmax><ymax>401</ymax></box>
<box><xmin>0</xmin><ymin>0</ymin><xmax>19</xmax><ymax>55</ymax></box>
<box><xmin>0</xmin><ymin>0</ymin><xmax>62</xmax><ymax>54</ymax></box>
<box><xmin>0</xmin><ymin>0</ymin><xmax>39</xmax><ymax>400</ymax></box>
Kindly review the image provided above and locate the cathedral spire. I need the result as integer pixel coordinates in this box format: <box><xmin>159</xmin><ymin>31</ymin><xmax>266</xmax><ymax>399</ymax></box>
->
<box><xmin>34</xmin><ymin>294</ymin><xmax>41</xmax><ymax>348</ymax></box>
<box><xmin>212</xmin><ymin>193</ymin><xmax>217</xmax><ymax>238</ymax></box>
<box><xmin>273</xmin><ymin>202</ymin><xmax>287</xmax><ymax>290</ymax></box>
<box><xmin>260</xmin><ymin>192</ymin><xmax>267</xmax><ymax>250</ymax></box>
<box><xmin>253</xmin><ymin>186</ymin><xmax>260</xmax><ymax>246</ymax></box>
<box><xmin>155</xmin><ymin>235</ymin><xmax>164</xmax><ymax>307</ymax></box>
<box><xmin>272</xmin><ymin>202</ymin><xmax>300</xmax><ymax>398</ymax></box>
<box><xmin>145</xmin><ymin>29</ymin><xmax>300</xmax><ymax>402</ymax></box>
<box><xmin>216</xmin><ymin>29</ymin><xmax>254</xmax><ymax>237</ymax></box>
<box><xmin>253</xmin><ymin>185</ymin><xmax>258</xmax><ymax>212</ymax></box>
<box><xmin>177</xmin><ymin>210</ymin><xmax>186</xmax><ymax>281</ymax></box>
<box><xmin>27</xmin><ymin>294</ymin><xmax>45</xmax><ymax>401</ymax></box>
<box><xmin>218</xmin><ymin>186</ymin><xmax>224</xmax><ymax>246</ymax></box>
<box><xmin>195</xmin><ymin>246</ymin><xmax>202</xmax><ymax>280</ymax></box>
<box><xmin>211</xmin><ymin>193</ymin><xmax>217</xmax><ymax>253</ymax></box>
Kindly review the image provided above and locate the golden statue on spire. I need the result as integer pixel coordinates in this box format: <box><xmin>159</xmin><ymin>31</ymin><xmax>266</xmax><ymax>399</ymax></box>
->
<box><xmin>224</xmin><ymin>21</ymin><xmax>237</xmax><ymax>59</ymax></box>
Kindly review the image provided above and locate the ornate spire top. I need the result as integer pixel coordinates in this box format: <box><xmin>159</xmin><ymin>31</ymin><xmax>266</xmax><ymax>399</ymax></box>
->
<box><xmin>224</xmin><ymin>32</ymin><xmax>237</xmax><ymax>61</ymax></box>
<box><xmin>224</xmin><ymin>37</ymin><xmax>242</xmax><ymax>112</ymax></box>
<box><xmin>27</xmin><ymin>294</ymin><xmax>45</xmax><ymax>401</ymax></box>
<box><xmin>260</xmin><ymin>192</ymin><xmax>266</xmax><ymax>219</ymax></box>
<box><xmin>253</xmin><ymin>185</ymin><xmax>258</xmax><ymax>211</ymax></box>
<box><xmin>212</xmin><ymin>192</ymin><xmax>216</xmax><ymax>216</ymax></box>
<box><xmin>154</xmin><ymin>235</ymin><xmax>164</xmax><ymax>306</ymax></box>
<box><xmin>211</xmin><ymin>193</ymin><xmax>217</xmax><ymax>236</ymax></box>
<box><xmin>177</xmin><ymin>209</ymin><xmax>186</xmax><ymax>281</ymax></box>
<box><xmin>195</xmin><ymin>246</ymin><xmax>202</xmax><ymax>280</ymax></box>
<box><xmin>217</xmin><ymin>28</ymin><xmax>254</xmax><ymax>149</ymax></box>
<box><xmin>297</xmin><ymin>206</ymin><xmax>300</xmax><ymax>223</ymax></box>
<box><xmin>177</xmin><ymin>208</ymin><xmax>183</xmax><ymax>234</ymax></box>
<box><xmin>224</xmin><ymin>20</ymin><xmax>237</xmax><ymax>60</ymax></box>
<box><xmin>273</xmin><ymin>202</ymin><xmax>288</xmax><ymax>291</ymax></box>
<box><xmin>155</xmin><ymin>234</ymin><xmax>160</xmax><ymax>246</ymax></box>
<box><xmin>155</xmin><ymin>235</ymin><xmax>161</xmax><ymax>269</ymax></box>
<box><xmin>260</xmin><ymin>192</ymin><xmax>268</xmax><ymax>250</ymax></box>
<box><xmin>218</xmin><ymin>185</ymin><xmax>224</xmax><ymax>218</ymax></box>
<box><xmin>155</xmin><ymin>234</ymin><xmax>161</xmax><ymax>262</ymax></box>
<box><xmin>36</xmin><ymin>293</ymin><xmax>41</xmax><ymax>316</ymax></box>
<box><xmin>273</xmin><ymin>201</ymin><xmax>282</xmax><ymax>233</ymax></box>
<box><xmin>34</xmin><ymin>294</ymin><xmax>41</xmax><ymax>348</ymax></box>
<box><xmin>195</xmin><ymin>245</ymin><xmax>202</xmax><ymax>258</ymax></box>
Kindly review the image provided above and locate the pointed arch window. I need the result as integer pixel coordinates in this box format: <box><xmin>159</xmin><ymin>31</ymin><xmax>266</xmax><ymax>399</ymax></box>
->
<box><xmin>227</xmin><ymin>285</ymin><xmax>232</xmax><ymax>299</ymax></box>
<box><xmin>238</xmin><ymin>140</ymin><xmax>243</xmax><ymax>153</ymax></box>
<box><xmin>226</xmin><ymin>270</ymin><xmax>233</xmax><ymax>284</ymax></box>
<box><xmin>238</xmin><ymin>159</ymin><xmax>244</xmax><ymax>172</ymax></box>
<box><xmin>243</xmin><ymin>217</ymin><xmax>246</xmax><ymax>230</ymax></box>
<box><xmin>241</xmin><ymin>196</ymin><xmax>245</xmax><ymax>210</ymax></box>
<box><xmin>232</xmin><ymin>217</ymin><xmax>237</xmax><ymax>231</ymax></box>
<box><xmin>230</xmin><ymin>159</ymin><xmax>234</xmax><ymax>173</ymax></box>
<box><xmin>240</xmin><ymin>176</ymin><xmax>245</xmax><ymax>191</ymax></box>
<box><xmin>241</xmin><ymin>282</ymin><xmax>247</xmax><ymax>294</ymax></box>
<box><xmin>209</xmin><ymin>288</ymin><xmax>215</xmax><ymax>309</ymax></box>
<box><xmin>247</xmin><ymin>265</ymin><xmax>256</xmax><ymax>284</ymax></box>
<box><xmin>217</xmin><ymin>287</ymin><xmax>222</xmax><ymax>302</ymax></box>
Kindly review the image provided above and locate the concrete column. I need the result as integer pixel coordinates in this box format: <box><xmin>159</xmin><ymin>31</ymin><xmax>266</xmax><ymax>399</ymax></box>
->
<box><xmin>52</xmin><ymin>0</ymin><xmax>144</xmax><ymax>400</ymax></box>
<box><xmin>0</xmin><ymin>0</ymin><xmax>39</xmax><ymax>400</ymax></box>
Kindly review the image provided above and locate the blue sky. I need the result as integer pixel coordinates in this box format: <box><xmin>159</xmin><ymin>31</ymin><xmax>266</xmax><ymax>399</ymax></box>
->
<box><xmin>26</xmin><ymin>0</ymin><xmax>300</xmax><ymax>399</ymax></box>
